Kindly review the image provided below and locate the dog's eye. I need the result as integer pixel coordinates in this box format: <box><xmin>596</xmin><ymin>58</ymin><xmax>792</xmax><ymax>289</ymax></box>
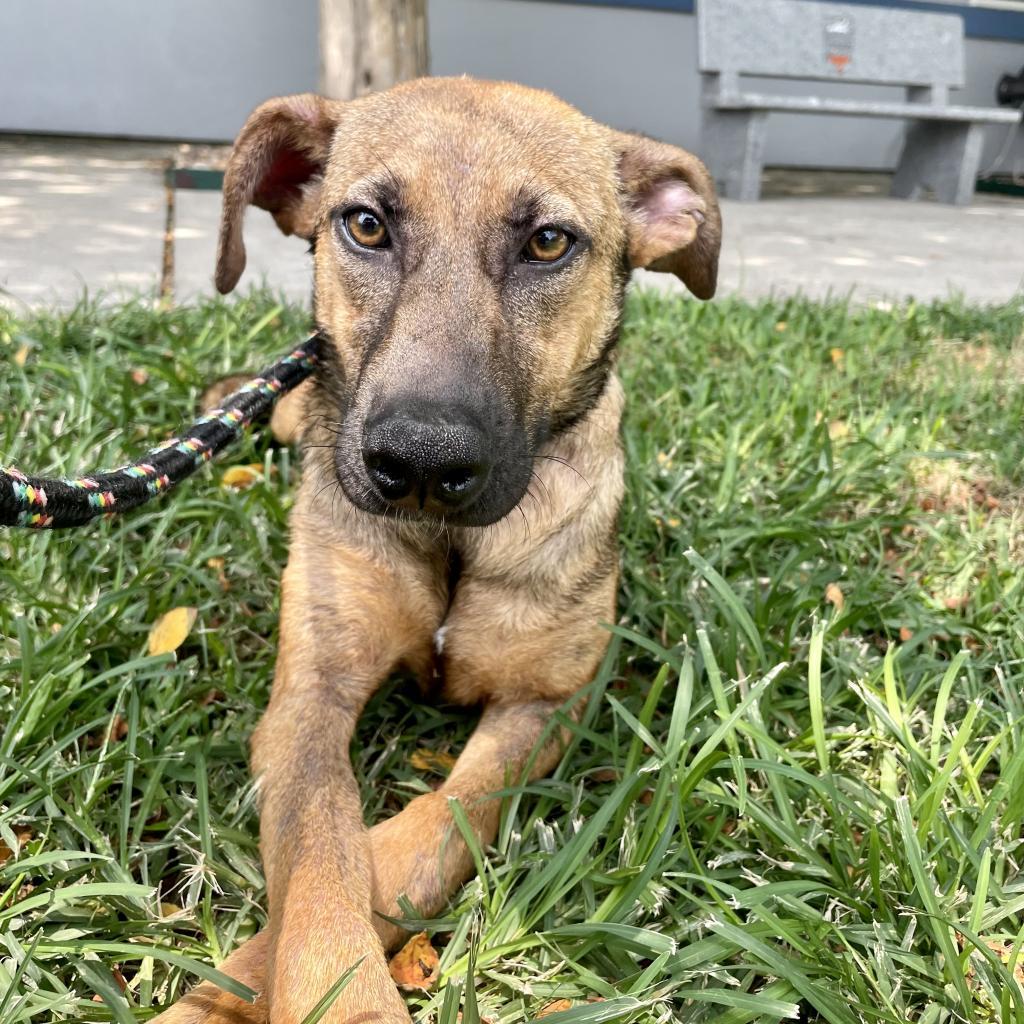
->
<box><xmin>345</xmin><ymin>209</ymin><xmax>389</xmax><ymax>249</ymax></box>
<box><xmin>523</xmin><ymin>227</ymin><xmax>573</xmax><ymax>264</ymax></box>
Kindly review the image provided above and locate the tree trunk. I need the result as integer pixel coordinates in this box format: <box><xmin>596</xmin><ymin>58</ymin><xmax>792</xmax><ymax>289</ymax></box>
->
<box><xmin>319</xmin><ymin>0</ymin><xmax>429</xmax><ymax>100</ymax></box>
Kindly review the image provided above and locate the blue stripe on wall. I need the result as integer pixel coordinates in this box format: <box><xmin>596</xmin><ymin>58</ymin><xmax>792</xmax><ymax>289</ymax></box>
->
<box><xmin>526</xmin><ymin>0</ymin><xmax>1024</xmax><ymax>42</ymax></box>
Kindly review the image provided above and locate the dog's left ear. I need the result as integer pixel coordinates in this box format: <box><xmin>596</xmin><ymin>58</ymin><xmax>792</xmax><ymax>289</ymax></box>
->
<box><xmin>610</xmin><ymin>131</ymin><xmax>722</xmax><ymax>300</ymax></box>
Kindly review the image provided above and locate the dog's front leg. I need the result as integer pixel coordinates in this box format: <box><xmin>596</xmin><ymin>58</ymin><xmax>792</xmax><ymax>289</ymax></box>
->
<box><xmin>253</xmin><ymin>530</ymin><xmax>441</xmax><ymax>1024</ymax></box>
<box><xmin>368</xmin><ymin>697</ymin><xmax>569</xmax><ymax>951</ymax></box>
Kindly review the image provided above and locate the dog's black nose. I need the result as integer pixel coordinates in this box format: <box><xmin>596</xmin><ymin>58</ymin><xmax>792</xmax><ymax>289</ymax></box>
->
<box><xmin>362</xmin><ymin>404</ymin><xmax>491</xmax><ymax>515</ymax></box>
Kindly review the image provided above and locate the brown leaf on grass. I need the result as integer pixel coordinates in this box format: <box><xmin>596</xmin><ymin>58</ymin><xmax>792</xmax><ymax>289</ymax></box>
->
<box><xmin>944</xmin><ymin>594</ymin><xmax>970</xmax><ymax>612</ymax></box>
<box><xmin>984</xmin><ymin>939</ymin><xmax>1024</xmax><ymax>989</ymax></box>
<box><xmin>829</xmin><ymin>347</ymin><xmax>844</xmax><ymax>366</ymax></box>
<box><xmin>0</xmin><ymin>825</ymin><xmax>34</xmax><ymax>866</ymax></box>
<box><xmin>221</xmin><ymin>463</ymin><xmax>276</xmax><ymax>490</ymax></box>
<box><xmin>537</xmin><ymin>1001</ymin><xmax>573</xmax><ymax>1017</ymax></box>
<box><xmin>388</xmin><ymin>931</ymin><xmax>439</xmax><ymax>991</ymax></box>
<box><xmin>130</xmin><ymin>368</ymin><xmax>149</xmax><ymax>386</ymax></box>
<box><xmin>960</xmin><ymin>934</ymin><xmax>1024</xmax><ymax>992</ymax></box>
<box><xmin>206</xmin><ymin>556</ymin><xmax>230</xmax><ymax>591</ymax></box>
<box><xmin>825</xmin><ymin>582</ymin><xmax>845</xmax><ymax>613</ymax></box>
<box><xmin>410</xmin><ymin>748</ymin><xmax>457</xmax><ymax>774</ymax></box>
<box><xmin>147</xmin><ymin>607</ymin><xmax>197</xmax><ymax>657</ymax></box>
<box><xmin>899</xmin><ymin>626</ymin><xmax>913</xmax><ymax>642</ymax></box>
<box><xmin>93</xmin><ymin>714</ymin><xmax>129</xmax><ymax>746</ymax></box>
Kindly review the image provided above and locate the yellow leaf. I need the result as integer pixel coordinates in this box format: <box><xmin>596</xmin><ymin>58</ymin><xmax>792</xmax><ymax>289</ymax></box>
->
<box><xmin>830</xmin><ymin>347</ymin><xmax>844</xmax><ymax>365</ymax></box>
<box><xmin>825</xmin><ymin>582</ymin><xmax>845</xmax><ymax>613</ymax></box>
<box><xmin>410</xmin><ymin>748</ymin><xmax>457</xmax><ymax>774</ymax></box>
<box><xmin>388</xmin><ymin>931</ymin><xmax>439</xmax><ymax>991</ymax></box>
<box><xmin>221</xmin><ymin>464</ymin><xmax>264</xmax><ymax>490</ymax></box>
<box><xmin>13</xmin><ymin>344</ymin><xmax>30</xmax><ymax>367</ymax></box>
<box><xmin>147</xmin><ymin>607</ymin><xmax>197</xmax><ymax>656</ymax></box>
<box><xmin>828</xmin><ymin>420</ymin><xmax>850</xmax><ymax>440</ymax></box>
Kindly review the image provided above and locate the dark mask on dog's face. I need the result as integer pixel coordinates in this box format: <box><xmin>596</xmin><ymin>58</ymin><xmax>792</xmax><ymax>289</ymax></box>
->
<box><xmin>215</xmin><ymin>79</ymin><xmax>721</xmax><ymax>527</ymax></box>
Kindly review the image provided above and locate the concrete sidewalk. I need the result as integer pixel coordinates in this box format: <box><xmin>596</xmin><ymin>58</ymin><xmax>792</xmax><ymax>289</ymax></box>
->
<box><xmin>1</xmin><ymin>137</ymin><xmax>1022</xmax><ymax>308</ymax></box>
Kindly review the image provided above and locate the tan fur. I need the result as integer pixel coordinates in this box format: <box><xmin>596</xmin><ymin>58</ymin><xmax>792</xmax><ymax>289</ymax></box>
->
<box><xmin>154</xmin><ymin>77</ymin><xmax>719</xmax><ymax>1023</ymax></box>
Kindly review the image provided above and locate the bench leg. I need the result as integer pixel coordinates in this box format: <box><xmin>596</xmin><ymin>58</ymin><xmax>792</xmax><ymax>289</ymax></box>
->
<box><xmin>891</xmin><ymin>121</ymin><xmax>984</xmax><ymax>206</ymax></box>
<box><xmin>701</xmin><ymin>109</ymin><xmax>768</xmax><ymax>201</ymax></box>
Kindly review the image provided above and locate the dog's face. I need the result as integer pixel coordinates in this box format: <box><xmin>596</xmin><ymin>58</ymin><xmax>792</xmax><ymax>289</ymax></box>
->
<box><xmin>216</xmin><ymin>79</ymin><xmax>721</xmax><ymax>526</ymax></box>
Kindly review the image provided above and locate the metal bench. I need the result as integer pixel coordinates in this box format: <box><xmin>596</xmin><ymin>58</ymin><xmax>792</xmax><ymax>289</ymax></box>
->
<box><xmin>698</xmin><ymin>0</ymin><xmax>1022</xmax><ymax>204</ymax></box>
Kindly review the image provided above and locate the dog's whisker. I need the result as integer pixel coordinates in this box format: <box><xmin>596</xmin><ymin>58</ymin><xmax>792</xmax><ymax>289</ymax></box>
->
<box><xmin>536</xmin><ymin>454</ymin><xmax>591</xmax><ymax>489</ymax></box>
<box><xmin>528</xmin><ymin>470</ymin><xmax>554</xmax><ymax>509</ymax></box>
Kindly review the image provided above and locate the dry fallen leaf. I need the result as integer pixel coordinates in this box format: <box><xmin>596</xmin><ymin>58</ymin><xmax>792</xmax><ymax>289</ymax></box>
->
<box><xmin>985</xmin><ymin>939</ymin><xmax>1024</xmax><ymax>989</ymax></box>
<box><xmin>961</xmin><ymin>934</ymin><xmax>1024</xmax><ymax>992</ymax></box>
<box><xmin>130</xmin><ymin>368</ymin><xmax>149</xmax><ymax>386</ymax></box>
<box><xmin>899</xmin><ymin>626</ymin><xmax>913</xmax><ymax>642</ymax></box>
<box><xmin>108</xmin><ymin>714</ymin><xmax>129</xmax><ymax>743</ymax></box>
<box><xmin>944</xmin><ymin>594</ymin><xmax>970</xmax><ymax>612</ymax></box>
<box><xmin>206</xmin><ymin>556</ymin><xmax>230</xmax><ymax>591</ymax></box>
<box><xmin>410</xmin><ymin>748</ymin><xmax>457</xmax><ymax>774</ymax></box>
<box><xmin>147</xmin><ymin>607</ymin><xmax>197</xmax><ymax>657</ymax></box>
<box><xmin>537</xmin><ymin>1001</ymin><xmax>573</xmax><ymax>1017</ymax></box>
<box><xmin>828</xmin><ymin>419</ymin><xmax>850</xmax><ymax>440</ymax></box>
<box><xmin>0</xmin><ymin>825</ymin><xmax>34</xmax><ymax>867</ymax></box>
<box><xmin>221</xmin><ymin>464</ymin><xmax>266</xmax><ymax>490</ymax></box>
<box><xmin>825</xmin><ymin>582</ymin><xmax>845</xmax><ymax>613</ymax></box>
<box><xmin>388</xmin><ymin>931</ymin><xmax>439</xmax><ymax>992</ymax></box>
<box><xmin>13</xmin><ymin>344</ymin><xmax>30</xmax><ymax>367</ymax></box>
<box><xmin>830</xmin><ymin>347</ymin><xmax>845</xmax><ymax>366</ymax></box>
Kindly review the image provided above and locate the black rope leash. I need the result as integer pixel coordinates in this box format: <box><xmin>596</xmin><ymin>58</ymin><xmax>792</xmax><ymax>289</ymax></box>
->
<box><xmin>1</xmin><ymin>332</ymin><xmax>323</xmax><ymax>530</ymax></box>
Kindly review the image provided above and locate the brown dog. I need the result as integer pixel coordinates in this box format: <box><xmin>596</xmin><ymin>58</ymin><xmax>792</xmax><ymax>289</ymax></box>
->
<box><xmin>154</xmin><ymin>77</ymin><xmax>720</xmax><ymax>1023</ymax></box>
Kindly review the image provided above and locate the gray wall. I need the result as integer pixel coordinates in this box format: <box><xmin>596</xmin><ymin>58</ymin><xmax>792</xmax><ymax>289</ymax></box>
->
<box><xmin>0</xmin><ymin>0</ymin><xmax>319</xmax><ymax>140</ymax></box>
<box><xmin>0</xmin><ymin>0</ymin><xmax>1021</xmax><ymax>173</ymax></box>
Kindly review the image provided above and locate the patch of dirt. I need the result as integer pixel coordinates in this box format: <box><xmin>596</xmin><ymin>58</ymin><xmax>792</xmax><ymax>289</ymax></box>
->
<box><xmin>943</xmin><ymin>337</ymin><xmax>1024</xmax><ymax>378</ymax></box>
<box><xmin>910</xmin><ymin>459</ymin><xmax>1002</xmax><ymax>514</ymax></box>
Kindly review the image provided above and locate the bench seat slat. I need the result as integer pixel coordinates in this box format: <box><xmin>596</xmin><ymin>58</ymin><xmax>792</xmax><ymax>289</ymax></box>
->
<box><xmin>711</xmin><ymin>92</ymin><xmax>1022</xmax><ymax>125</ymax></box>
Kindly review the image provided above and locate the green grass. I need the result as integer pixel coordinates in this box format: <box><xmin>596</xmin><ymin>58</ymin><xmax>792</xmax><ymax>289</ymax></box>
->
<box><xmin>2</xmin><ymin>289</ymin><xmax>1023</xmax><ymax>1023</ymax></box>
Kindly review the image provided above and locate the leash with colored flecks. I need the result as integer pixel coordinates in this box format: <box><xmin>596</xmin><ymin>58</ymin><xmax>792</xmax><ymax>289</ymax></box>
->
<box><xmin>1</xmin><ymin>332</ymin><xmax>323</xmax><ymax>530</ymax></box>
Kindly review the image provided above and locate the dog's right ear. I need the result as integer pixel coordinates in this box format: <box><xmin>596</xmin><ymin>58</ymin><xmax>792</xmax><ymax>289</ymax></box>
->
<box><xmin>216</xmin><ymin>94</ymin><xmax>340</xmax><ymax>294</ymax></box>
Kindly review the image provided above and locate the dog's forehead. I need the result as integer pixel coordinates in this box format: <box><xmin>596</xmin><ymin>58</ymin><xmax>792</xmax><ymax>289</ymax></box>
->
<box><xmin>323</xmin><ymin>79</ymin><xmax>620</xmax><ymax>220</ymax></box>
